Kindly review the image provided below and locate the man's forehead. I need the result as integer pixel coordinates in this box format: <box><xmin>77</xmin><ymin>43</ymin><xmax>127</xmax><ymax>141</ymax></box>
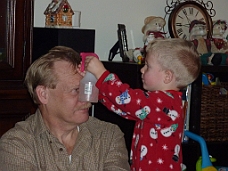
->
<box><xmin>54</xmin><ymin>61</ymin><xmax>79</xmax><ymax>78</ymax></box>
<box><xmin>54</xmin><ymin>60</ymin><xmax>75</xmax><ymax>67</ymax></box>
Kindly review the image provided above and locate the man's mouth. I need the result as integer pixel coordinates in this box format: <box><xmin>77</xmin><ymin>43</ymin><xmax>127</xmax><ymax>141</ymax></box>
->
<box><xmin>78</xmin><ymin>103</ymin><xmax>92</xmax><ymax>110</ymax></box>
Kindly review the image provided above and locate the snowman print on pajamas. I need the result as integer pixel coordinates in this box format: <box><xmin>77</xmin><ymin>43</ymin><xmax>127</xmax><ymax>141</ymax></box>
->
<box><xmin>115</xmin><ymin>90</ymin><xmax>131</xmax><ymax>105</ymax></box>
<box><xmin>110</xmin><ymin>105</ymin><xmax>127</xmax><ymax>116</ymax></box>
<box><xmin>163</xmin><ymin>107</ymin><xmax>179</xmax><ymax>121</ymax></box>
<box><xmin>135</xmin><ymin>106</ymin><xmax>151</xmax><ymax>120</ymax></box>
<box><xmin>149</xmin><ymin>128</ymin><xmax>158</xmax><ymax>140</ymax></box>
<box><xmin>104</xmin><ymin>73</ymin><xmax>116</xmax><ymax>82</ymax></box>
<box><xmin>140</xmin><ymin>145</ymin><xmax>148</xmax><ymax>161</ymax></box>
<box><xmin>160</xmin><ymin>124</ymin><xmax>178</xmax><ymax>137</ymax></box>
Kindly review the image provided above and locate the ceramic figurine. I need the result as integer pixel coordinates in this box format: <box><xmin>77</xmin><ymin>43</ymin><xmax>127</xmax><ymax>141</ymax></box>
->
<box><xmin>189</xmin><ymin>19</ymin><xmax>228</xmax><ymax>65</ymax></box>
<box><xmin>189</xmin><ymin>20</ymin><xmax>211</xmax><ymax>55</ymax></box>
<box><xmin>125</xmin><ymin>16</ymin><xmax>166</xmax><ymax>63</ymax></box>
<box><xmin>44</xmin><ymin>0</ymin><xmax>74</xmax><ymax>27</ymax></box>
<box><xmin>141</xmin><ymin>16</ymin><xmax>166</xmax><ymax>48</ymax></box>
<box><xmin>211</xmin><ymin>20</ymin><xmax>228</xmax><ymax>53</ymax></box>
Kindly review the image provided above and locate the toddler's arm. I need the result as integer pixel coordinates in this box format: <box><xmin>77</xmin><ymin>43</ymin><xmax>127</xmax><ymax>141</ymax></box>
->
<box><xmin>85</xmin><ymin>56</ymin><xmax>107</xmax><ymax>79</ymax></box>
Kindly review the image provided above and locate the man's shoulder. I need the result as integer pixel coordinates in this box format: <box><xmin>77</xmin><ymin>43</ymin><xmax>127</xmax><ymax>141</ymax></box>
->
<box><xmin>84</xmin><ymin>117</ymin><xmax>123</xmax><ymax>135</ymax></box>
<box><xmin>87</xmin><ymin>116</ymin><xmax>118</xmax><ymax>128</ymax></box>
<box><xmin>90</xmin><ymin>116</ymin><xmax>118</xmax><ymax>124</ymax></box>
<box><xmin>0</xmin><ymin>114</ymin><xmax>36</xmax><ymax>144</ymax></box>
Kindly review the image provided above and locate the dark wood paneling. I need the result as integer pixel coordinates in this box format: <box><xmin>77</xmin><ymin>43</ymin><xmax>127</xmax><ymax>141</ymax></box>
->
<box><xmin>0</xmin><ymin>0</ymin><xmax>34</xmax><ymax>137</ymax></box>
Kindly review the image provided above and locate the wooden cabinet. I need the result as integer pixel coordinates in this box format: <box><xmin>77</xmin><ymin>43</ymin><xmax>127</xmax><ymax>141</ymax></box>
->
<box><xmin>32</xmin><ymin>27</ymin><xmax>95</xmax><ymax>62</ymax></box>
<box><xmin>94</xmin><ymin>62</ymin><xmax>228</xmax><ymax>170</ymax></box>
<box><xmin>0</xmin><ymin>0</ymin><xmax>35</xmax><ymax>137</ymax></box>
<box><xmin>0</xmin><ymin>0</ymin><xmax>33</xmax><ymax>80</ymax></box>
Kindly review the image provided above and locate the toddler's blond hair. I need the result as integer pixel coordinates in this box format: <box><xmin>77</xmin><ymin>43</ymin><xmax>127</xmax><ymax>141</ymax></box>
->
<box><xmin>146</xmin><ymin>38</ymin><xmax>201</xmax><ymax>89</ymax></box>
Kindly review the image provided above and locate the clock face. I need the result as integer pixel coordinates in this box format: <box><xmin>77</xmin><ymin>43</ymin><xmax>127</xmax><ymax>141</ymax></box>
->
<box><xmin>168</xmin><ymin>1</ymin><xmax>212</xmax><ymax>40</ymax></box>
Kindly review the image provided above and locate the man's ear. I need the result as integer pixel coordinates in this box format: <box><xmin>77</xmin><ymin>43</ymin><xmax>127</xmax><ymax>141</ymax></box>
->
<box><xmin>164</xmin><ymin>70</ymin><xmax>173</xmax><ymax>84</ymax></box>
<box><xmin>35</xmin><ymin>85</ymin><xmax>48</xmax><ymax>104</ymax></box>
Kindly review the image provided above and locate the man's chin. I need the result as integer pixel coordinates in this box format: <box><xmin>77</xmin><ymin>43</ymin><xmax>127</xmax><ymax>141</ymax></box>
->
<box><xmin>80</xmin><ymin>114</ymin><xmax>90</xmax><ymax>123</ymax></box>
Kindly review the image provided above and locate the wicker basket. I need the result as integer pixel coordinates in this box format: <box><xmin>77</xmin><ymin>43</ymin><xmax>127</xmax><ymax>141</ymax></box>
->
<box><xmin>200</xmin><ymin>82</ymin><xmax>228</xmax><ymax>142</ymax></box>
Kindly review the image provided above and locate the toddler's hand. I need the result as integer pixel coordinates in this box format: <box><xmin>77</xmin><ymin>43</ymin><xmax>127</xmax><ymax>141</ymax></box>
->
<box><xmin>85</xmin><ymin>56</ymin><xmax>107</xmax><ymax>79</ymax></box>
<box><xmin>77</xmin><ymin>63</ymin><xmax>86</xmax><ymax>77</ymax></box>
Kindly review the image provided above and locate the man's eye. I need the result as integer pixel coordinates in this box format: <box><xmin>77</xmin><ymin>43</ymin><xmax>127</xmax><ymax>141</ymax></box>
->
<box><xmin>72</xmin><ymin>88</ymin><xmax>79</xmax><ymax>94</ymax></box>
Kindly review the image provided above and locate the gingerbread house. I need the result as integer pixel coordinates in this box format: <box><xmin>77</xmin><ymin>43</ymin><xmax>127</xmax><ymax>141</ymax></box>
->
<box><xmin>44</xmin><ymin>0</ymin><xmax>74</xmax><ymax>27</ymax></box>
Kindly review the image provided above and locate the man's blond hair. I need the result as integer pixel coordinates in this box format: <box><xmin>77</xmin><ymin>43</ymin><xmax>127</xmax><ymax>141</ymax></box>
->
<box><xmin>24</xmin><ymin>46</ymin><xmax>81</xmax><ymax>104</ymax></box>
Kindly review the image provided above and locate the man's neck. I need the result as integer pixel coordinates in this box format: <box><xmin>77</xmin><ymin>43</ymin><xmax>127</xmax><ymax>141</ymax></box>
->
<box><xmin>42</xmin><ymin>112</ymin><xmax>79</xmax><ymax>154</ymax></box>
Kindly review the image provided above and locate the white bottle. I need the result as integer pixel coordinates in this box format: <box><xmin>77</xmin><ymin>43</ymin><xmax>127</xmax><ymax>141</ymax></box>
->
<box><xmin>79</xmin><ymin>71</ymin><xmax>99</xmax><ymax>102</ymax></box>
<box><xmin>78</xmin><ymin>52</ymin><xmax>99</xmax><ymax>103</ymax></box>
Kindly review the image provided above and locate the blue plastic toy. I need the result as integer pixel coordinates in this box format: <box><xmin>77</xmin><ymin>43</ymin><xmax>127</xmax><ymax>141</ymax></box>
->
<box><xmin>184</xmin><ymin>131</ymin><xmax>217</xmax><ymax>171</ymax></box>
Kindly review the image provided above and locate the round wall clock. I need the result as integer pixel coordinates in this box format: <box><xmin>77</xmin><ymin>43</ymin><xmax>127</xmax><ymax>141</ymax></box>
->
<box><xmin>168</xmin><ymin>1</ymin><xmax>213</xmax><ymax>40</ymax></box>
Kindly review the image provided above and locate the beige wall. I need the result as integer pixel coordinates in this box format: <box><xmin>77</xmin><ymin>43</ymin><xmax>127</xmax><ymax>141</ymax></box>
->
<box><xmin>35</xmin><ymin>0</ymin><xmax>228</xmax><ymax>61</ymax></box>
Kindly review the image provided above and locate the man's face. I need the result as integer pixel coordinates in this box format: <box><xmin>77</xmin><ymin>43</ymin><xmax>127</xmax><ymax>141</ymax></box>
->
<box><xmin>46</xmin><ymin>61</ymin><xmax>91</xmax><ymax>126</ymax></box>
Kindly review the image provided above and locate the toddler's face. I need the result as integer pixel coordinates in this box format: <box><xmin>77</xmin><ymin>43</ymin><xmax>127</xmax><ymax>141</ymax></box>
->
<box><xmin>140</xmin><ymin>54</ymin><xmax>166</xmax><ymax>91</ymax></box>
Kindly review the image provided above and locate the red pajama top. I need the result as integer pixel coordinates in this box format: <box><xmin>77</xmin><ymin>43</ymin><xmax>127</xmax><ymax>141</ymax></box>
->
<box><xmin>96</xmin><ymin>71</ymin><xmax>184</xmax><ymax>171</ymax></box>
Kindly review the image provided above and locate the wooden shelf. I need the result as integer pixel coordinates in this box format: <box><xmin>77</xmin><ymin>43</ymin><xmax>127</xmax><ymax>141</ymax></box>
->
<box><xmin>201</xmin><ymin>65</ymin><xmax>228</xmax><ymax>72</ymax></box>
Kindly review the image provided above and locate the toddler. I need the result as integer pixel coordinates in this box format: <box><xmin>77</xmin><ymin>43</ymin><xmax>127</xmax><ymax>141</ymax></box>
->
<box><xmin>84</xmin><ymin>38</ymin><xmax>201</xmax><ymax>171</ymax></box>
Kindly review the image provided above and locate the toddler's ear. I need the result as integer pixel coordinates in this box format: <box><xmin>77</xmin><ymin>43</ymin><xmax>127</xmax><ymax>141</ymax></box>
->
<box><xmin>164</xmin><ymin>70</ymin><xmax>173</xmax><ymax>84</ymax></box>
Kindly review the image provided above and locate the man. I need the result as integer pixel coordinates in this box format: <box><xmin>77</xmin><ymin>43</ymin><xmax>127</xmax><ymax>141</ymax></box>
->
<box><xmin>0</xmin><ymin>46</ymin><xmax>130</xmax><ymax>171</ymax></box>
